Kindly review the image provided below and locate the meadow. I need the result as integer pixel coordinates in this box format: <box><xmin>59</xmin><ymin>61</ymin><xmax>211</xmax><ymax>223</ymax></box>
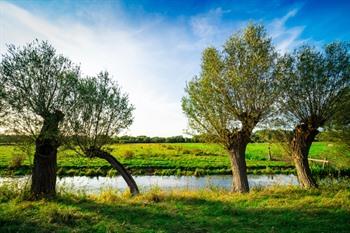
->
<box><xmin>0</xmin><ymin>142</ymin><xmax>349</xmax><ymax>177</ymax></box>
<box><xmin>0</xmin><ymin>179</ymin><xmax>349</xmax><ymax>233</ymax></box>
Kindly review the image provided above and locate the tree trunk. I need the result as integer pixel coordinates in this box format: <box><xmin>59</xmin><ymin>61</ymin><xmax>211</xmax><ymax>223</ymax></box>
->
<box><xmin>291</xmin><ymin>124</ymin><xmax>318</xmax><ymax>188</ymax></box>
<box><xmin>228</xmin><ymin>142</ymin><xmax>249</xmax><ymax>193</ymax></box>
<box><xmin>87</xmin><ymin>148</ymin><xmax>139</xmax><ymax>196</ymax></box>
<box><xmin>31</xmin><ymin>110</ymin><xmax>64</xmax><ymax>198</ymax></box>
<box><xmin>31</xmin><ymin>138</ymin><xmax>58</xmax><ymax>197</ymax></box>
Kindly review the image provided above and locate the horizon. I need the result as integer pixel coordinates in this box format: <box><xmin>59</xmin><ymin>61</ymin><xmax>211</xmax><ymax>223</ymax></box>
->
<box><xmin>1</xmin><ymin>0</ymin><xmax>349</xmax><ymax>136</ymax></box>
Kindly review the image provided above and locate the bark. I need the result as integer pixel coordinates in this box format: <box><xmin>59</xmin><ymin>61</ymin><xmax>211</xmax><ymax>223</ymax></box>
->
<box><xmin>31</xmin><ymin>110</ymin><xmax>64</xmax><ymax>198</ymax></box>
<box><xmin>228</xmin><ymin>145</ymin><xmax>249</xmax><ymax>193</ymax></box>
<box><xmin>227</xmin><ymin>131</ymin><xmax>250</xmax><ymax>193</ymax></box>
<box><xmin>291</xmin><ymin>123</ymin><xmax>319</xmax><ymax>188</ymax></box>
<box><xmin>87</xmin><ymin>148</ymin><xmax>139</xmax><ymax>196</ymax></box>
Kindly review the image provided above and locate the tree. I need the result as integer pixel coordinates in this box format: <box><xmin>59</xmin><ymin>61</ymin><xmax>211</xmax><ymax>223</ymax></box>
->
<box><xmin>321</xmin><ymin>87</ymin><xmax>350</xmax><ymax>146</ymax></box>
<box><xmin>0</xmin><ymin>40</ymin><xmax>79</xmax><ymax>197</ymax></box>
<box><xmin>278</xmin><ymin>43</ymin><xmax>350</xmax><ymax>188</ymax></box>
<box><xmin>182</xmin><ymin>24</ymin><xmax>281</xmax><ymax>193</ymax></box>
<box><xmin>64</xmin><ymin>72</ymin><xmax>139</xmax><ymax>195</ymax></box>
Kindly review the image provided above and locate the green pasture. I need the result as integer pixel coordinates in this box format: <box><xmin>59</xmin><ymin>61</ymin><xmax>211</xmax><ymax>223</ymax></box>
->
<box><xmin>0</xmin><ymin>142</ymin><xmax>349</xmax><ymax>176</ymax></box>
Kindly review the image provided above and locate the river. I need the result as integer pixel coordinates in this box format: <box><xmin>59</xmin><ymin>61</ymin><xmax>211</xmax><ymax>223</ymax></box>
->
<box><xmin>0</xmin><ymin>174</ymin><xmax>298</xmax><ymax>194</ymax></box>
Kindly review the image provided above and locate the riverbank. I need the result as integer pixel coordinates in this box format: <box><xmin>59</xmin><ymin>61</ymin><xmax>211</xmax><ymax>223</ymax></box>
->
<box><xmin>0</xmin><ymin>180</ymin><xmax>349</xmax><ymax>233</ymax></box>
<box><xmin>0</xmin><ymin>142</ymin><xmax>349</xmax><ymax>177</ymax></box>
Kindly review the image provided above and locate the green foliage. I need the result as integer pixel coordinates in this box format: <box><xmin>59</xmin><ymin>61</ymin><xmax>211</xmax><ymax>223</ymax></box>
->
<box><xmin>113</xmin><ymin>135</ymin><xmax>200</xmax><ymax>143</ymax></box>
<box><xmin>320</xmin><ymin>88</ymin><xmax>350</xmax><ymax>146</ymax></box>
<box><xmin>278</xmin><ymin>42</ymin><xmax>350</xmax><ymax>128</ymax></box>
<box><xmin>182</xmin><ymin>23</ymin><xmax>282</xmax><ymax>147</ymax></box>
<box><xmin>64</xmin><ymin>72</ymin><xmax>134</xmax><ymax>154</ymax></box>
<box><xmin>0</xmin><ymin>40</ymin><xmax>80</xmax><ymax>137</ymax></box>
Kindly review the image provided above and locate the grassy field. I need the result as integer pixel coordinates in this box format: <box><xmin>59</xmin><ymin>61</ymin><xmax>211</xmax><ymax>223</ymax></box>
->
<box><xmin>0</xmin><ymin>142</ymin><xmax>349</xmax><ymax>176</ymax></box>
<box><xmin>0</xmin><ymin>181</ymin><xmax>349</xmax><ymax>233</ymax></box>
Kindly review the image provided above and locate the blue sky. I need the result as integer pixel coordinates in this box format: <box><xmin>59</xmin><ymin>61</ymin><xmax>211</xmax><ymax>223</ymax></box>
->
<box><xmin>1</xmin><ymin>0</ymin><xmax>349</xmax><ymax>136</ymax></box>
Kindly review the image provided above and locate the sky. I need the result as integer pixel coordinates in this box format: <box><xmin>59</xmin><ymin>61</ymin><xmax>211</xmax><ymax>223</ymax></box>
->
<box><xmin>1</xmin><ymin>0</ymin><xmax>349</xmax><ymax>136</ymax></box>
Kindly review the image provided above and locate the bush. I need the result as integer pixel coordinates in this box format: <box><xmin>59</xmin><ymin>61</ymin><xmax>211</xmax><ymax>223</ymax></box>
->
<box><xmin>8</xmin><ymin>153</ymin><xmax>26</xmax><ymax>169</ymax></box>
<box><xmin>123</xmin><ymin>150</ymin><xmax>135</xmax><ymax>159</ymax></box>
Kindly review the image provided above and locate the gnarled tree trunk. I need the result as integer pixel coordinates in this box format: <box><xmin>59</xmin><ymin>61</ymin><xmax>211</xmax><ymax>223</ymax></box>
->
<box><xmin>227</xmin><ymin>131</ymin><xmax>250</xmax><ymax>193</ymax></box>
<box><xmin>291</xmin><ymin>124</ymin><xmax>318</xmax><ymax>188</ymax></box>
<box><xmin>31</xmin><ymin>110</ymin><xmax>64</xmax><ymax>198</ymax></box>
<box><xmin>87</xmin><ymin>148</ymin><xmax>139</xmax><ymax>196</ymax></box>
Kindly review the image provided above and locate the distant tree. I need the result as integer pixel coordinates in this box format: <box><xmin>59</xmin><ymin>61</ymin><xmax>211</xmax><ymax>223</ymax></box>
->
<box><xmin>278</xmin><ymin>43</ymin><xmax>350</xmax><ymax>188</ymax></box>
<box><xmin>182</xmin><ymin>24</ymin><xmax>282</xmax><ymax>193</ymax></box>
<box><xmin>0</xmin><ymin>40</ymin><xmax>79</xmax><ymax>197</ymax></box>
<box><xmin>64</xmin><ymin>72</ymin><xmax>139</xmax><ymax>195</ymax></box>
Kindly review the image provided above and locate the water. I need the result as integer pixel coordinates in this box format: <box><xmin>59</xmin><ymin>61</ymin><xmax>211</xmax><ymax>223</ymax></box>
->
<box><xmin>0</xmin><ymin>174</ymin><xmax>298</xmax><ymax>194</ymax></box>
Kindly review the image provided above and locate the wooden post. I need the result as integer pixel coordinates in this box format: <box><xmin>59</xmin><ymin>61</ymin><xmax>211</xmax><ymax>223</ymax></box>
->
<box><xmin>268</xmin><ymin>145</ymin><xmax>272</xmax><ymax>161</ymax></box>
<box><xmin>322</xmin><ymin>157</ymin><xmax>327</xmax><ymax>169</ymax></box>
<box><xmin>308</xmin><ymin>157</ymin><xmax>329</xmax><ymax>169</ymax></box>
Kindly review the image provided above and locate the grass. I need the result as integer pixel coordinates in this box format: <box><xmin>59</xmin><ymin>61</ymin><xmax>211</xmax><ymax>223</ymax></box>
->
<box><xmin>0</xmin><ymin>180</ymin><xmax>349</xmax><ymax>233</ymax></box>
<box><xmin>0</xmin><ymin>142</ymin><xmax>349</xmax><ymax>176</ymax></box>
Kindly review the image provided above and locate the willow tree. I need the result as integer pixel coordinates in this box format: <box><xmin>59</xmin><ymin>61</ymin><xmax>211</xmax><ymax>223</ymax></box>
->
<box><xmin>64</xmin><ymin>72</ymin><xmax>139</xmax><ymax>195</ymax></box>
<box><xmin>0</xmin><ymin>40</ymin><xmax>79</xmax><ymax>197</ymax></box>
<box><xmin>182</xmin><ymin>24</ymin><xmax>281</xmax><ymax>193</ymax></box>
<box><xmin>278</xmin><ymin>43</ymin><xmax>350</xmax><ymax>188</ymax></box>
<box><xmin>320</xmin><ymin>87</ymin><xmax>350</xmax><ymax>146</ymax></box>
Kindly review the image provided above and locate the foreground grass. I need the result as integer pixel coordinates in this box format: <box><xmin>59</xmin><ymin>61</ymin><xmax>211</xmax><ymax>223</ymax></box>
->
<box><xmin>0</xmin><ymin>182</ymin><xmax>349</xmax><ymax>233</ymax></box>
<box><xmin>0</xmin><ymin>142</ymin><xmax>349</xmax><ymax>176</ymax></box>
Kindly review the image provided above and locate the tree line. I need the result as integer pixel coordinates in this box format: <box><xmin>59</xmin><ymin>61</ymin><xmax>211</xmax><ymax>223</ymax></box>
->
<box><xmin>0</xmin><ymin>23</ymin><xmax>349</xmax><ymax>197</ymax></box>
<box><xmin>0</xmin><ymin>130</ymin><xmax>335</xmax><ymax>145</ymax></box>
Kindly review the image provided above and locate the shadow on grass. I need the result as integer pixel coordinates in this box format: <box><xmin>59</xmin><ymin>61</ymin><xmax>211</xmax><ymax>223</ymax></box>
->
<box><xmin>1</xmin><ymin>192</ymin><xmax>348</xmax><ymax>233</ymax></box>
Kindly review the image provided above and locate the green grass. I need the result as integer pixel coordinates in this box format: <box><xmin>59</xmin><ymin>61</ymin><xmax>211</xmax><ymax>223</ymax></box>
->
<box><xmin>0</xmin><ymin>181</ymin><xmax>349</xmax><ymax>233</ymax></box>
<box><xmin>0</xmin><ymin>142</ymin><xmax>349</xmax><ymax>176</ymax></box>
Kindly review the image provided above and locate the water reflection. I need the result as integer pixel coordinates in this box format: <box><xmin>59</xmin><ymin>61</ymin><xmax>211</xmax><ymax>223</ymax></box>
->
<box><xmin>0</xmin><ymin>174</ymin><xmax>298</xmax><ymax>194</ymax></box>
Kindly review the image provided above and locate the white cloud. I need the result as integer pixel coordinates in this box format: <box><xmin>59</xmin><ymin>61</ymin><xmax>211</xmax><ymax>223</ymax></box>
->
<box><xmin>190</xmin><ymin>8</ymin><xmax>225</xmax><ymax>38</ymax></box>
<box><xmin>0</xmin><ymin>1</ymin><xmax>199</xmax><ymax>136</ymax></box>
<box><xmin>189</xmin><ymin>8</ymin><xmax>245</xmax><ymax>48</ymax></box>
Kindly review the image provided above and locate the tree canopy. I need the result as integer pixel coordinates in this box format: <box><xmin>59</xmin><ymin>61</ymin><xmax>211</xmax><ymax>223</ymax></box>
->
<box><xmin>64</xmin><ymin>71</ymin><xmax>134</xmax><ymax>153</ymax></box>
<box><xmin>278</xmin><ymin>42</ymin><xmax>350</xmax><ymax>128</ymax></box>
<box><xmin>182</xmin><ymin>24</ymin><xmax>281</xmax><ymax>148</ymax></box>
<box><xmin>0</xmin><ymin>40</ymin><xmax>80</xmax><ymax>136</ymax></box>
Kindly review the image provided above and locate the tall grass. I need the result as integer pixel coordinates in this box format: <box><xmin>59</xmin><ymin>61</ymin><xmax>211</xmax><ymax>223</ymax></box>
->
<box><xmin>0</xmin><ymin>178</ymin><xmax>349</xmax><ymax>233</ymax></box>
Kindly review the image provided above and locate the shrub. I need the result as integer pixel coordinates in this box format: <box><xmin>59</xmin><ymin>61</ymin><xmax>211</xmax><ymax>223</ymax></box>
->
<box><xmin>123</xmin><ymin>150</ymin><xmax>135</xmax><ymax>159</ymax></box>
<box><xmin>8</xmin><ymin>153</ymin><xmax>26</xmax><ymax>169</ymax></box>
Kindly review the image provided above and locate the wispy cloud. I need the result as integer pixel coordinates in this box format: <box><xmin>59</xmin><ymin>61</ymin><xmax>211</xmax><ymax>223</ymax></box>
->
<box><xmin>190</xmin><ymin>8</ymin><xmax>227</xmax><ymax>39</ymax></box>
<box><xmin>188</xmin><ymin>7</ymin><xmax>307</xmax><ymax>53</ymax></box>
<box><xmin>189</xmin><ymin>8</ymin><xmax>246</xmax><ymax>48</ymax></box>
<box><xmin>267</xmin><ymin>9</ymin><xmax>306</xmax><ymax>53</ymax></box>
